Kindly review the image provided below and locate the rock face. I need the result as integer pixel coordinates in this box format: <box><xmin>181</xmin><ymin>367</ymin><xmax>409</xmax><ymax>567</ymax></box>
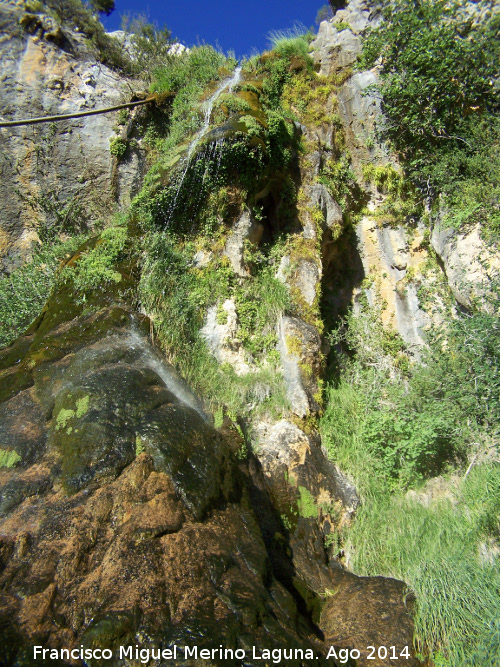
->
<box><xmin>277</xmin><ymin>316</ymin><xmax>322</xmax><ymax>418</ymax></box>
<box><xmin>0</xmin><ymin>2</ymin><xmax>427</xmax><ymax>663</ymax></box>
<box><xmin>0</xmin><ymin>237</ymin><xmax>419</xmax><ymax>664</ymax></box>
<box><xmin>311</xmin><ymin>0</ymin><xmax>445</xmax><ymax>355</ymax></box>
<box><xmin>355</xmin><ymin>217</ymin><xmax>429</xmax><ymax>353</ymax></box>
<box><xmin>431</xmin><ymin>223</ymin><xmax>500</xmax><ymax>309</ymax></box>
<box><xmin>0</xmin><ymin>261</ymin><xmax>329</xmax><ymax>664</ymax></box>
<box><xmin>321</xmin><ymin>572</ymin><xmax>420</xmax><ymax>667</ymax></box>
<box><xmin>224</xmin><ymin>209</ymin><xmax>264</xmax><ymax>276</ymax></box>
<box><xmin>311</xmin><ymin>0</ymin><xmax>386</xmax><ymax>177</ymax></box>
<box><xmin>0</xmin><ymin>2</ymin><xmax>145</xmax><ymax>272</ymax></box>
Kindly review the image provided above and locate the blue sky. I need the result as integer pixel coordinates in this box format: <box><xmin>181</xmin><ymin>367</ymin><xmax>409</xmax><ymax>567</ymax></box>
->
<box><xmin>101</xmin><ymin>1</ymin><xmax>323</xmax><ymax>59</ymax></box>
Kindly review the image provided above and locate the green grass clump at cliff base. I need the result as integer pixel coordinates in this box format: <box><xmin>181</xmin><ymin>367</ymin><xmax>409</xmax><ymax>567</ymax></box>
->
<box><xmin>320</xmin><ymin>295</ymin><xmax>500</xmax><ymax>664</ymax></box>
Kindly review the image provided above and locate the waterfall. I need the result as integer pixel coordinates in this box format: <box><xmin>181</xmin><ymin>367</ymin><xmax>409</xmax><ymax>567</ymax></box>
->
<box><xmin>187</xmin><ymin>66</ymin><xmax>242</xmax><ymax>157</ymax></box>
<box><xmin>126</xmin><ymin>330</ymin><xmax>208</xmax><ymax>420</ymax></box>
<box><xmin>167</xmin><ymin>66</ymin><xmax>242</xmax><ymax>223</ymax></box>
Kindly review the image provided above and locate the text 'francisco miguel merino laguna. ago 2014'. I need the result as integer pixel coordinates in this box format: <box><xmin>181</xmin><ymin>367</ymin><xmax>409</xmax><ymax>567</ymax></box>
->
<box><xmin>33</xmin><ymin>644</ymin><xmax>413</xmax><ymax>663</ymax></box>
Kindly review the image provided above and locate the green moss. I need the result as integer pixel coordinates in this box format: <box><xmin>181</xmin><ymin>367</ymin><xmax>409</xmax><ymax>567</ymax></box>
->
<box><xmin>297</xmin><ymin>485</ymin><xmax>317</xmax><ymax>518</ymax></box>
<box><xmin>0</xmin><ymin>449</ymin><xmax>22</xmax><ymax>468</ymax></box>
<box><xmin>282</xmin><ymin>71</ymin><xmax>337</xmax><ymax>127</ymax></box>
<box><xmin>292</xmin><ymin>576</ymin><xmax>323</xmax><ymax>625</ymax></box>
<box><xmin>216</xmin><ymin>303</ymin><xmax>229</xmax><ymax>325</ymax></box>
<box><xmin>135</xmin><ymin>435</ymin><xmax>145</xmax><ymax>456</ymax></box>
<box><xmin>75</xmin><ymin>395</ymin><xmax>90</xmax><ymax>418</ymax></box>
<box><xmin>109</xmin><ymin>137</ymin><xmax>128</xmax><ymax>160</ymax></box>
<box><xmin>285</xmin><ymin>334</ymin><xmax>303</xmax><ymax>357</ymax></box>
<box><xmin>213</xmin><ymin>407</ymin><xmax>224</xmax><ymax>429</ymax></box>
<box><xmin>55</xmin><ymin>408</ymin><xmax>76</xmax><ymax>431</ymax></box>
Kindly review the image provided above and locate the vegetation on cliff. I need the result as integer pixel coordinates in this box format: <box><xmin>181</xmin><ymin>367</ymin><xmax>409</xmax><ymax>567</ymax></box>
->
<box><xmin>134</xmin><ymin>32</ymin><xmax>324</xmax><ymax>419</ymax></box>
<box><xmin>317</xmin><ymin>1</ymin><xmax>500</xmax><ymax>663</ymax></box>
<box><xmin>1</xmin><ymin>1</ymin><xmax>499</xmax><ymax>664</ymax></box>
<box><xmin>25</xmin><ymin>0</ymin><xmax>128</xmax><ymax>69</ymax></box>
<box><xmin>359</xmin><ymin>0</ymin><xmax>500</xmax><ymax>238</ymax></box>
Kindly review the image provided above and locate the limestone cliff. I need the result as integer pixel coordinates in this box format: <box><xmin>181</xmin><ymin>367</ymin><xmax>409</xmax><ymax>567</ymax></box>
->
<box><xmin>0</xmin><ymin>0</ymin><xmax>498</xmax><ymax>665</ymax></box>
<box><xmin>0</xmin><ymin>1</ymin><xmax>145</xmax><ymax>272</ymax></box>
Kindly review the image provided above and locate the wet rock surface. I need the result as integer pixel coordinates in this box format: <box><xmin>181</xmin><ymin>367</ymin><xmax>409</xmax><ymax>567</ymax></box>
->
<box><xmin>0</xmin><ymin>243</ymin><xmax>420</xmax><ymax>665</ymax></box>
<box><xmin>321</xmin><ymin>571</ymin><xmax>420</xmax><ymax>666</ymax></box>
<box><xmin>0</xmin><ymin>308</ymin><xmax>328</xmax><ymax>665</ymax></box>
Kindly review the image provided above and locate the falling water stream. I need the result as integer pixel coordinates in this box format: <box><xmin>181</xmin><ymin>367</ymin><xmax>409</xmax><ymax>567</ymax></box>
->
<box><xmin>125</xmin><ymin>330</ymin><xmax>208</xmax><ymax>420</ymax></box>
<box><xmin>188</xmin><ymin>66</ymin><xmax>242</xmax><ymax>156</ymax></box>
<box><xmin>167</xmin><ymin>66</ymin><xmax>242</xmax><ymax>223</ymax></box>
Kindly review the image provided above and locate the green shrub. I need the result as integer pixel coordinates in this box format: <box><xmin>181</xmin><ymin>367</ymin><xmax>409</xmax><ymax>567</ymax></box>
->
<box><xmin>88</xmin><ymin>0</ymin><xmax>114</xmax><ymax>16</ymax></box>
<box><xmin>235</xmin><ymin>266</ymin><xmax>290</xmax><ymax>358</ymax></box>
<box><xmin>358</xmin><ymin>0</ymin><xmax>500</xmax><ymax>237</ymax></box>
<box><xmin>257</xmin><ymin>29</ymin><xmax>314</xmax><ymax>109</ymax></box>
<box><xmin>267</xmin><ymin>25</ymin><xmax>312</xmax><ymax>60</ymax></box>
<box><xmin>109</xmin><ymin>137</ymin><xmax>128</xmax><ymax>159</ymax></box>
<box><xmin>0</xmin><ymin>237</ymin><xmax>86</xmax><ymax>348</ymax></box>
<box><xmin>61</xmin><ymin>226</ymin><xmax>128</xmax><ymax>293</ymax></box>
<box><xmin>319</xmin><ymin>154</ymin><xmax>363</xmax><ymax>216</ymax></box>
<box><xmin>149</xmin><ymin>45</ymin><xmax>233</xmax><ymax>155</ymax></box>
<box><xmin>322</xmin><ymin>291</ymin><xmax>500</xmax><ymax>488</ymax></box>
<box><xmin>121</xmin><ymin>15</ymin><xmax>177</xmax><ymax>83</ymax></box>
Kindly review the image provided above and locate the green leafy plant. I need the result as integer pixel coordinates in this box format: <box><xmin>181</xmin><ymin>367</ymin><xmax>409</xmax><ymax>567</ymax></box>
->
<box><xmin>62</xmin><ymin>225</ymin><xmax>129</xmax><ymax>293</ymax></box>
<box><xmin>109</xmin><ymin>137</ymin><xmax>128</xmax><ymax>159</ymax></box>
<box><xmin>0</xmin><ymin>237</ymin><xmax>86</xmax><ymax>347</ymax></box>
<box><xmin>358</xmin><ymin>0</ymin><xmax>500</xmax><ymax>237</ymax></box>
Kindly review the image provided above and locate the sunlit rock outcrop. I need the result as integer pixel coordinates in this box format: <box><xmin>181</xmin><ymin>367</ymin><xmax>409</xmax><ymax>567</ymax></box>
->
<box><xmin>0</xmin><ymin>2</ymin><xmax>145</xmax><ymax>272</ymax></box>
